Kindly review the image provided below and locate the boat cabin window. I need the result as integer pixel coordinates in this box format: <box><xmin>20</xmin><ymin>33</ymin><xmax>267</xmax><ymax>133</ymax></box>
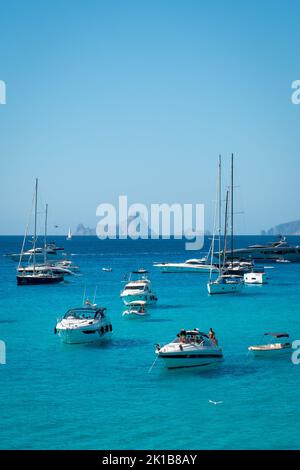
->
<box><xmin>64</xmin><ymin>308</ymin><xmax>104</xmax><ymax>320</ymax></box>
<box><xmin>176</xmin><ymin>330</ymin><xmax>206</xmax><ymax>343</ymax></box>
<box><xmin>124</xmin><ymin>285</ymin><xmax>144</xmax><ymax>291</ymax></box>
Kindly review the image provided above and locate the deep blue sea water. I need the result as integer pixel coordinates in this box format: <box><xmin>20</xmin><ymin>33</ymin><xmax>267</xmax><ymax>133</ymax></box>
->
<box><xmin>1</xmin><ymin>235</ymin><xmax>300</xmax><ymax>450</ymax></box>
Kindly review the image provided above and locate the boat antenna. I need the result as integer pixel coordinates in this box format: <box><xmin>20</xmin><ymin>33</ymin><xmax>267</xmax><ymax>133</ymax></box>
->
<box><xmin>93</xmin><ymin>286</ymin><xmax>98</xmax><ymax>305</ymax></box>
<box><xmin>222</xmin><ymin>190</ymin><xmax>229</xmax><ymax>271</ymax></box>
<box><xmin>231</xmin><ymin>153</ymin><xmax>234</xmax><ymax>263</ymax></box>
<box><xmin>44</xmin><ymin>203</ymin><xmax>48</xmax><ymax>265</ymax></box>
<box><xmin>33</xmin><ymin>178</ymin><xmax>38</xmax><ymax>274</ymax></box>
<box><xmin>82</xmin><ymin>285</ymin><xmax>87</xmax><ymax>306</ymax></box>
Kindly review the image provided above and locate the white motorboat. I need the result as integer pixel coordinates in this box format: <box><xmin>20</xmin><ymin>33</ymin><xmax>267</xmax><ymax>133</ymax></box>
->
<box><xmin>55</xmin><ymin>304</ymin><xmax>112</xmax><ymax>344</ymax></box>
<box><xmin>153</xmin><ymin>258</ymin><xmax>217</xmax><ymax>273</ymax></box>
<box><xmin>54</xmin><ymin>260</ymin><xmax>80</xmax><ymax>273</ymax></box>
<box><xmin>120</xmin><ymin>269</ymin><xmax>158</xmax><ymax>306</ymax></box>
<box><xmin>248</xmin><ymin>333</ymin><xmax>292</xmax><ymax>357</ymax></box>
<box><xmin>156</xmin><ymin>328</ymin><xmax>223</xmax><ymax>369</ymax></box>
<box><xmin>244</xmin><ymin>268</ymin><xmax>267</xmax><ymax>284</ymax></box>
<box><xmin>102</xmin><ymin>267</ymin><xmax>112</xmax><ymax>272</ymax></box>
<box><xmin>276</xmin><ymin>258</ymin><xmax>291</xmax><ymax>264</ymax></box>
<box><xmin>122</xmin><ymin>300</ymin><xmax>149</xmax><ymax>318</ymax></box>
<box><xmin>8</xmin><ymin>244</ymin><xmax>64</xmax><ymax>262</ymax></box>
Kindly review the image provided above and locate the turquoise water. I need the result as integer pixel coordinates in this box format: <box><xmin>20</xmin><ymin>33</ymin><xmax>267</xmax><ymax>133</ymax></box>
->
<box><xmin>1</xmin><ymin>236</ymin><xmax>300</xmax><ymax>450</ymax></box>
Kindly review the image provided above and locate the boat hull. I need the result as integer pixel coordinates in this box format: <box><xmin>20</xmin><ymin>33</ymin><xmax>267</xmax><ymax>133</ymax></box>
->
<box><xmin>157</xmin><ymin>353</ymin><xmax>223</xmax><ymax>369</ymax></box>
<box><xmin>244</xmin><ymin>272</ymin><xmax>267</xmax><ymax>284</ymax></box>
<box><xmin>249</xmin><ymin>346</ymin><xmax>292</xmax><ymax>357</ymax></box>
<box><xmin>56</xmin><ymin>327</ymin><xmax>112</xmax><ymax>344</ymax></box>
<box><xmin>17</xmin><ymin>274</ymin><xmax>64</xmax><ymax>285</ymax></box>
<box><xmin>121</xmin><ymin>293</ymin><xmax>158</xmax><ymax>306</ymax></box>
<box><xmin>122</xmin><ymin>311</ymin><xmax>149</xmax><ymax>319</ymax></box>
<box><xmin>207</xmin><ymin>281</ymin><xmax>244</xmax><ymax>295</ymax></box>
<box><xmin>155</xmin><ymin>264</ymin><xmax>217</xmax><ymax>273</ymax></box>
<box><xmin>10</xmin><ymin>252</ymin><xmax>60</xmax><ymax>262</ymax></box>
<box><xmin>225</xmin><ymin>249</ymin><xmax>300</xmax><ymax>263</ymax></box>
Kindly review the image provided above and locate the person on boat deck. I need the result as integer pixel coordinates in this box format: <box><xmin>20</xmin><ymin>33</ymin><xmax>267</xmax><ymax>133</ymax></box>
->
<box><xmin>85</xmin><ymin>298</ymin><xmax>91</xmax><ymax>306</ymax></box>
<box><xmin>209</xmin><ymin>328</ymin><xmax>218</xmax><ymax>345</ymax></box>
<box><xmin>139</xmin><ymin>305</ymin><xmax>145</xmax><ymax>313</ymax></box>
<box><xmin>179</xmin><ymin>333</ymin><xmax>186</xmax><ymax>343</ymax></box>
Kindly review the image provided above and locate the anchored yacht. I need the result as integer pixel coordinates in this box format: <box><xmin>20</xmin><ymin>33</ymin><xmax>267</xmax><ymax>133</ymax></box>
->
<box><xmin>153</xmin><ymin>258</ymin><xmax>217</xmax><ymax>273</ymax></box>
<box><xmin>120</xmin><ymin>269</ymin><xmax>158</xmax><ymax>306</ymax></box>
<box><xmin>156</xmin><ymin>329</ymin><xmax>223</xmax><ymax>369</ymax></box>
<box><xmin>223</xmin><ymin>236</ymin><xmax>300</xmax><ymax>262</ymax></box>
<box><xmin>8</xmin><ymin>243</ymin><xmax>64</xmax><ymax>262</ymax></box>
<box><xmin>55</xmin><ymin>304</ymin><xmax>112</xmax><ymax>344</ymax></box>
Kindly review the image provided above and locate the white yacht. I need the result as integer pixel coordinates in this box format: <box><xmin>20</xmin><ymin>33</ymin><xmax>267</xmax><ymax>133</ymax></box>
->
<box><xmin>156</xmin><ymin>329</ymin><xmax>223</xmax><ymax>369</ymax></box>
<box><xmin>8</xmin><ymin>243</ymin><xmax>64</xmax><ymax>262</ymax></box>
<box><xmin>248</xmin><ymin>333</ymin><xmax>292</xmax><ymax>357</ymax></box>
<box><xmin>153</xmin><ymin>258</ymin><xmax>217</xmax><ymax>273</ymax></box>
<box><xmin>17</xmin><ymin>262</ymin><xmax>74</xmax><ymax>276</ymax></box>
<box><xmin>55</xmin><ymin>304</ymin><xmax>112</xmax><ymax>344</ymax></box>
<box><xmin>122</xmin><ymin>301</ymin><xmax>149</xmax><ymax>318</ymax></box>
<box><xmin>120</xmin><ymin>269</ymin><xmax>158</xmax><ymax>306</ymax></box>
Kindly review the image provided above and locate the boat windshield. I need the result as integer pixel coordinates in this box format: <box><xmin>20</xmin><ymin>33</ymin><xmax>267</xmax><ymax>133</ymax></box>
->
<box><xmin>64</xmin><ymin>307</ymin><xmax>105</xmax><ymax>320</ymax></box>
<box><xmin>174</xmin><ymin>330</ymin><xmax>209</xmax><ymax>344</ymax></box>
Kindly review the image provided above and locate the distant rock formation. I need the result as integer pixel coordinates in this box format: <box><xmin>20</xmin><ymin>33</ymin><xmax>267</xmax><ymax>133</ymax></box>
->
<box><xmin>74</xmin><ymin>222</ymin><xmax>211</xmax><ymax>237</ymax></box>
<box><xmin>261</xmin><ymin>220</ymin><xmax>300</xmax><ymax>236</ymax></box>
<box><xmin>74</xmin><ymin>224</ymin><xmax>96</xmax><ymax>236</ymax></box>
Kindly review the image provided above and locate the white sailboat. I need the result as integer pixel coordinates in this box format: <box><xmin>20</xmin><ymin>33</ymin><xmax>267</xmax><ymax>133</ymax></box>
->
<box><xmin>16</xmin><ymin>180</ymin><xmax>64</xmax><ymax>285</ymax></box>
<box><xmin>207</xmin><ymin>155</ymin><xmax>244</xmax><ymax>295</ymax></box>
<box><xmin>67</xmin><ymin>227</ymin><xmax>72</xmax><ymax>240</ymax></box>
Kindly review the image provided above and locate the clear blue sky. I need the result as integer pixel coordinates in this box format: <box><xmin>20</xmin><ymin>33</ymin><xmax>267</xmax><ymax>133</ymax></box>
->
<box><xmin>0</xmin><ymin>0</ymin><xmax>299</xmax><ymax>235</ymax></box>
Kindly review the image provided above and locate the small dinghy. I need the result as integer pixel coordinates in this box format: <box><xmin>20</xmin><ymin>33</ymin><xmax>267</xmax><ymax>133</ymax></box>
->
<box><xmin>122</xmin><ymin>300</ymin><xmax>148</xmax><ymax>318</ymax></box>
<box><xmin>248</xmin><ymin>332</ymin><xmax>292</xmax><ymax>357</ymax></box>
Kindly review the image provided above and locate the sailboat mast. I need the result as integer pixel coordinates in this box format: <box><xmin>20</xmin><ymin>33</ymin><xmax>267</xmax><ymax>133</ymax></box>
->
<box><xmin>231</xmin><ymin>153</ymin><xmax>234</xmax><ymax>263</ymax></box>
<box><xmin>218</xmin><ymin>155</ymin><xmax>222</xmax><ymax>269</ymax></box>
<box><xmin>44</xmin><ymin>203</ymin><xmax>48</xmax><ymax>265</ymax></box>
<box><xmin>222</xmin><ymin>190</ymin><xmax>229</xmax><ymax>270</ymax></box>
<box><xmin>33</xmin><ymin>178</ymin><xmax>38</xmax><ymax>273</ymax></box>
